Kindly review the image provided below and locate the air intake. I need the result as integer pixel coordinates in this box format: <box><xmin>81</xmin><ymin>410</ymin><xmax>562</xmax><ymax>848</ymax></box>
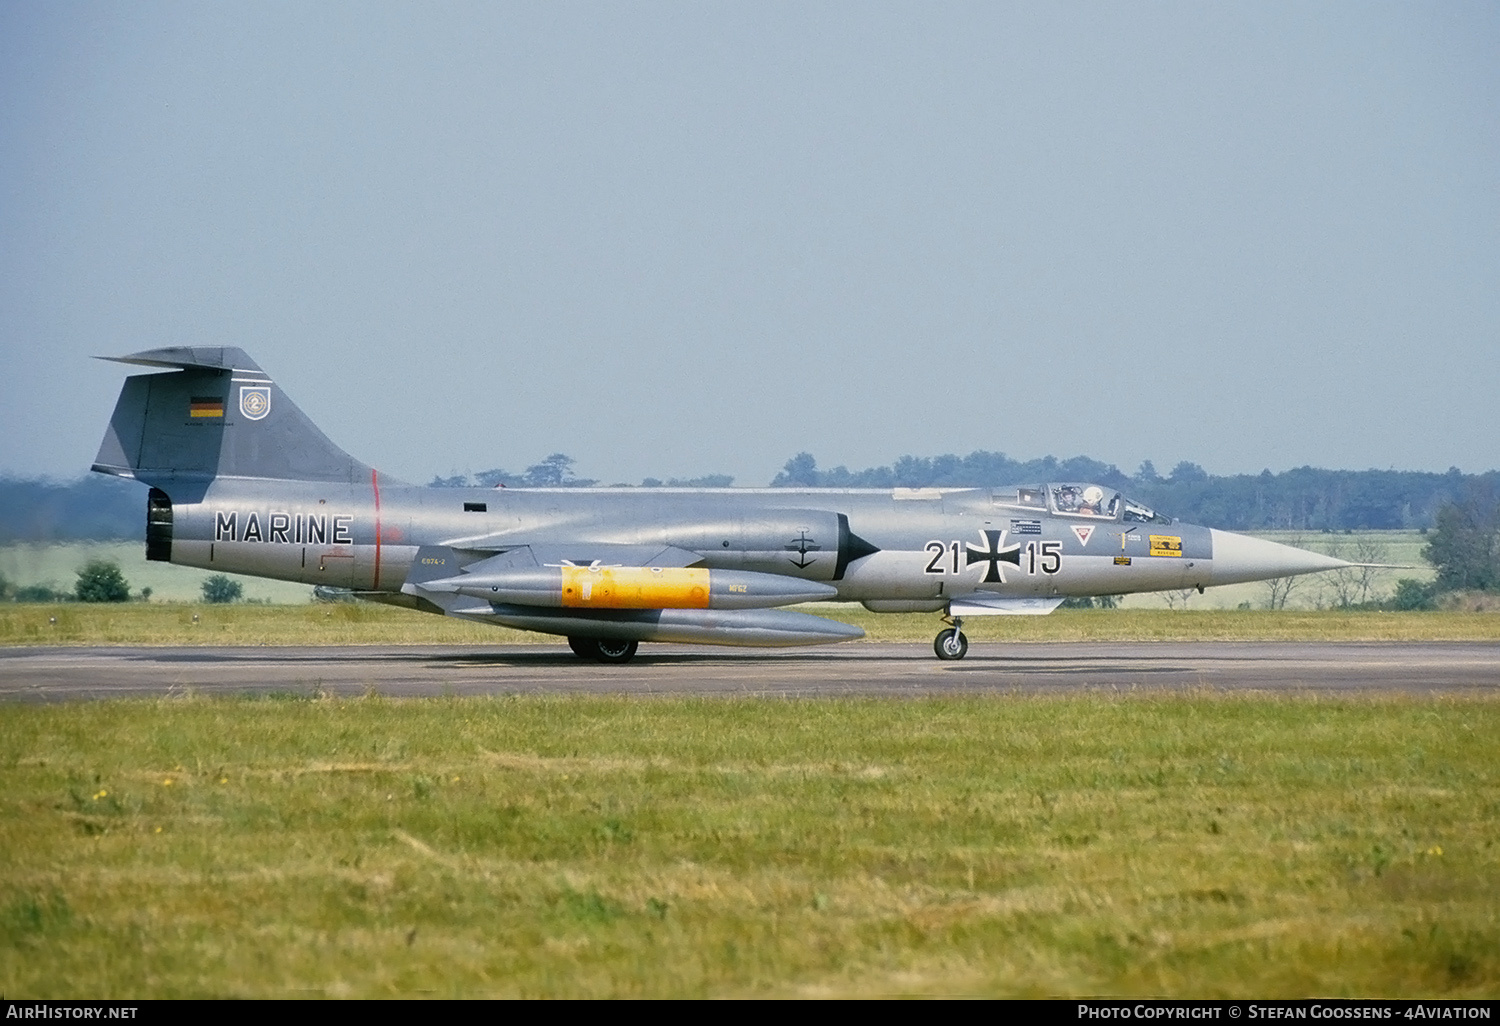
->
<box><xmin>145</xmin><ymin>488</ymin><xmax>173</xmax><ymax>562</ymax></box>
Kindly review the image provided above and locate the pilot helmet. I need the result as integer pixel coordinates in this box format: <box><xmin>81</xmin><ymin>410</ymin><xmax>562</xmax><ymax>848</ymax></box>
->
<box><xmin>1083</xmin><ymin>486</ymin><xmax>1105</xmax><ymax>506</ymax></box>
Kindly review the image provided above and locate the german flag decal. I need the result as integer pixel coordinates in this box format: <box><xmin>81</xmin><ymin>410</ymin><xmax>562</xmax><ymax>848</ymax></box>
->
<box><xmin>189</xmin><ymin>396</ymin><xmax>225</xmax><ymax>418</ymax></box>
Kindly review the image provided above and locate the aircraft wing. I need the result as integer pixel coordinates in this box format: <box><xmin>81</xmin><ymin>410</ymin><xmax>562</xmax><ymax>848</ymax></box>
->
<box><xmin>409</xmin><ymin>543</ymin><xmax>706</xmax><ymax>581</ymax></box>
<box><xmin>393</xmin><ymin>542</ymin><xmax>859</xmax><ymax>646</ymax></box>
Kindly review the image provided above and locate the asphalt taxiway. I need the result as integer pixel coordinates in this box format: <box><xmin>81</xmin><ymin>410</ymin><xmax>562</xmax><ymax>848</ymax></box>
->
<box><xmin>1</xmin><ymin>642</ymin><xmax>1497</xmax><ymax>701</ymax></box>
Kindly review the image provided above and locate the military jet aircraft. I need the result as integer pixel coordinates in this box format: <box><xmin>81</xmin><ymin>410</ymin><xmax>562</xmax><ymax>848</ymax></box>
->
<box><xmin>93</xmin><ymin>347</ymin><xmax>1363</xmax><ymax>662</ymax></box>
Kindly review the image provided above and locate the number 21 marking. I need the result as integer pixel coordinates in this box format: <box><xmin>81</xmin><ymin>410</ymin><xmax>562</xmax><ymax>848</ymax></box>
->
<box><xmin>925</xmin><ymin>540</ymin><xmax>960</xmax><ymax>574</ymax></box>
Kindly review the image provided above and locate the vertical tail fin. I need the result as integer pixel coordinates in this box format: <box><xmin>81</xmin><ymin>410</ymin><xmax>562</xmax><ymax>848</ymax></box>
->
<box><xmin>92</xmin><ymin>347</ymin><xmax>379</xmax><ymax>498</ymax></box>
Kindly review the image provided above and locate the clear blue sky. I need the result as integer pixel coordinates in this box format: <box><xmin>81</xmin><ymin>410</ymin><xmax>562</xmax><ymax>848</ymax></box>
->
<box><xmin>3</xmin><ymin>2</ymin><xmax>1497</xmax><ymax>486</ymax></box>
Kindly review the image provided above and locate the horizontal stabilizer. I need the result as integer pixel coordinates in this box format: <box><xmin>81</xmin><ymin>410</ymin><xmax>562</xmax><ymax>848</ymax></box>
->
<box><xmin>98</xmin><ymin>347</ymin><xmax>264</xmax><ymax>372</ymax></box>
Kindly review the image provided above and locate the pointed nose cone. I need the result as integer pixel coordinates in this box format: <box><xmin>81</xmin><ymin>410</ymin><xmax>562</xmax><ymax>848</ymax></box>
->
<box><xmin>1209</xmin><ymin>530</ymin><xmax>1349</xmax><ymax>586</ymax></box>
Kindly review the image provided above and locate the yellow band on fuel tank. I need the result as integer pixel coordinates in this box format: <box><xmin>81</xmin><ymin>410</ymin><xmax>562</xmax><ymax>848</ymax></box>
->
<box><xmin>560</xmin><ymin>566</ymin><xmax>711</xmax><ymax>609</ymax></box>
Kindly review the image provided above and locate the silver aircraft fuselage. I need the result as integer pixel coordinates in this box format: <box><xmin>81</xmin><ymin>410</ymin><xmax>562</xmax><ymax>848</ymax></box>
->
<box><xmin>177</xmin><ymin>478</ymin><xmax>1235</xmax><ymax>601</ymax></box>
<box><xmin>95</xmin><ymin>346</ymin><xmax>1355</xmax><ymax>661</ymax></box>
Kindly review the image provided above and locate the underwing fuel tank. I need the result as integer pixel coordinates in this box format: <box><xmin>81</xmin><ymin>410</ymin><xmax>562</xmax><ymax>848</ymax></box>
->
<box><xmin>421</xmin><ymin>566</ymin><xmax>839</xmax><ymax>610</ymax></box>
<box><xmin>475</xmin><ymin>604</ymin><xmax>865</xmax><ymax>647</ymax></box>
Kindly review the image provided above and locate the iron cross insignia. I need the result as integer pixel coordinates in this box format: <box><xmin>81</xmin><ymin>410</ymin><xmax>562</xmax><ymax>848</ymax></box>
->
<box><xmin>966</xmin><ymin>529</ymin><xmax>1022</xmax><ymax>584</ymax></box>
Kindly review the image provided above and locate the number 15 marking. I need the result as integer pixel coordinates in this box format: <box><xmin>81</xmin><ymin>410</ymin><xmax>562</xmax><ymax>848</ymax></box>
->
<box><xmin>1026</xmin><ymin>540</ymin><xmax>1061</xmax><ymax>575</ymax></box>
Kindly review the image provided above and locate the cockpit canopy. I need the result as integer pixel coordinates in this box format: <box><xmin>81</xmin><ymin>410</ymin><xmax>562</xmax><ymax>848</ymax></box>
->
<box><xmin>992</xmin><ymin>483</ymin><xmax>1172</xmax><ymax>524</ymax></box>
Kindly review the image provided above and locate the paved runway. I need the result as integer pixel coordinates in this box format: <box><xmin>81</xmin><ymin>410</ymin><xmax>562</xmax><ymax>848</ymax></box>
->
<box><xmin>2</xmin><ymin>641</ymin><xmax>1498</xmax><ymax>701</ymax></box>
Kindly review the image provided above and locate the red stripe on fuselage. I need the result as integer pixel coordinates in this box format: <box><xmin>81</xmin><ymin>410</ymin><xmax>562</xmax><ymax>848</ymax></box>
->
<box><xmin>372</xmin><ymin>468</ymin><xmax>382</xmax><ymax>590</ymax></box>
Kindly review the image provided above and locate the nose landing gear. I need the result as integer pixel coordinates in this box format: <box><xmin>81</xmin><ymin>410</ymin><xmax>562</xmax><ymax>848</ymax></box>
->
<box><xmin>933</xmin><ymin>616</ymin><xmax>968</xmax><ymax>660</ymax></box>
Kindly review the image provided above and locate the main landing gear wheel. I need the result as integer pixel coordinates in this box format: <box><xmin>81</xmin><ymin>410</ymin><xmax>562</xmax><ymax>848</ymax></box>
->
<box><xmin>934</xmin><ymin>628</ymin><xmax>968</xmax><ymax>661</ymax></box>
<box><xmin>567</xmin><ymin>636</ymin><xmax>598</xmax><ymax>659</ymax></box>
<box><xmin>593</xmin><ymin>638</ymin><xmax>639</xmax><ymax>664</ymax></box>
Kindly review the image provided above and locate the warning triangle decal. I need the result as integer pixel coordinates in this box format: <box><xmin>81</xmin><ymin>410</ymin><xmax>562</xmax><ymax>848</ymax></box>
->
<box><xmin>1071</xmin><ymin>525</ymin><xmax>1095</xmax><ymax>547</ymax></box>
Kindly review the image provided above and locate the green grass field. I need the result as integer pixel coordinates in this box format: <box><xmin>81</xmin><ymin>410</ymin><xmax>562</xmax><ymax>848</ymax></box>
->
<box><xmin>0</xmin><ymin>542</ymin><xmax>313</xmax><ymax>604</ymax></box>
<box><xmin>3</xmin><ymin>601</ymin><xmax>1500</xmax><ymax>647</ymax></box>
<box><xmin>4</xmin><ymin>536</ymin><xmax>1493</xmax><ymax>997</ymax></box>
<box><xmin>2</xmin><ymin>694</ymin><xmax>1496</xmax><ymax>997</ymax></box>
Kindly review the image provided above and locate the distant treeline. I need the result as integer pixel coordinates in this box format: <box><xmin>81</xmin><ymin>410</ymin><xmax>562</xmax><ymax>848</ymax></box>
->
<box><xmin>429</xmin><ymin>453</ymin><xmax>600</xmax><ymax>489</ymax></box>
<box><xmin>0</xmin><ymin>475</ymin><xmax>144</xmax><ymax>543</ymax></box>
<box><xmin>770</xmin><ymin>453</ymin><xmax>1500</xmax><ymax>531</ymax></box>
<box><xmin>430</xmin><ymin>454</ymin><xmax>735</xmax><ymax>490</ymax></box>
<box><xmin>4</xmin><ymin>454</ymin><xmax>1495</xmax><ymax>542</ymax></box>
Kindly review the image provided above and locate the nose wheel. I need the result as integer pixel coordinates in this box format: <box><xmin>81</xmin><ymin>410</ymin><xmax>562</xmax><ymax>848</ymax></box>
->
<box><xmin>933</xmin><ymin>618</ymin><xmax>968</xmax><ymax>661</ymax></box>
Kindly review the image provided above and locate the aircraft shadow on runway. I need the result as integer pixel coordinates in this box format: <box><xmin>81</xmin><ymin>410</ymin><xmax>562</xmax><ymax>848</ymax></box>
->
<box><xmin>120</xmin><ymin>646</ymin><xmax>1227</xmax><ymax>674</ymax></box>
